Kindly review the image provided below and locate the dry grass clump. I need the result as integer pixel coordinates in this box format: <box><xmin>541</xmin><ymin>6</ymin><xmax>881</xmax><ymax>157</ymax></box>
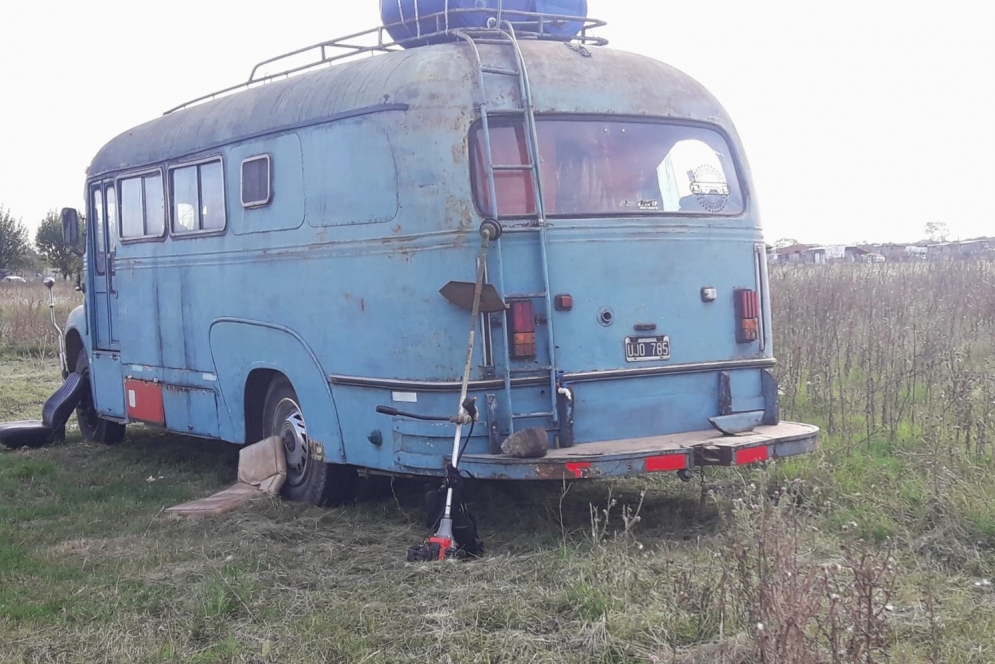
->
<box><xmin>771</xmin><ymin>260</ymin><xmax>995</xmax><ymax>451</ymax></box>
<box><xmin>0</xmin><ymin>280</ymin><xmax>81</xmax><ymax>357</ymax></box>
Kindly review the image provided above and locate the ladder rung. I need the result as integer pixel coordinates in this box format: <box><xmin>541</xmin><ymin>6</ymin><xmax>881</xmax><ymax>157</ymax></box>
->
<box><xmin>481</xmin><ymin>66</ymin><xmax>520</xmax><ymax>76</ymax></box>
<box><xmin>512</xmin><ymin>412</ymin><xmax>555</xmax><ymax>419</ymax></box>
<box><xmin>492</xmin><ymin>164</ymin><xmax>534</xmax><ymax>171</ymax></box>
<box><xmin>504</xmin><ymin>292</ymin><xmax>547</xmax><ymax>299</ymax></box>
<box><xmin>509</xmin><ymin>366</ymin><xmax>553</xmax><ymax>374</ymax></box>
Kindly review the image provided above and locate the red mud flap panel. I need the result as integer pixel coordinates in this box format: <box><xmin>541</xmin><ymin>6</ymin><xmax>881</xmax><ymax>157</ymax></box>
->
<box><xmin>124</xmin><ymin>379</ymin><xmax>165</xmax><ymax>425</ymax></box>
<box><xmin>459</xmin><ymin>421</ymin><xmax>819</xmax><ymax>480</ymax></box>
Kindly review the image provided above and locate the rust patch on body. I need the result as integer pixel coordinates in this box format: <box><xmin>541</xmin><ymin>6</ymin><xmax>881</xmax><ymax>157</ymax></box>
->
<box><xmin>309</xmin><ymin>439</ymin><xmax>327</xmax><ymax>462</ymax></box>
<box><xmin>534</xmin><ymin>461</ymin><xmax>600</xmax><ymax>480</ymax></box>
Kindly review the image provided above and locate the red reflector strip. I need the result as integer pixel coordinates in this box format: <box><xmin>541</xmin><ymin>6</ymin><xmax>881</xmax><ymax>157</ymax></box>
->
<box><xmin>735</xmin><ymin>445</ymin><xmax>769</xmax><ymax>465</ymax></box>
<box><xmin>124</xmin><ymin>379</ymin><xmax>165</xmax><ymax>425</ymax></box>
<box><xmin>645</xmin><ymin>454</ymin><xmax>687</xmax><ymax>472</ymax></box>
<box><xmin>565</xmin><ymin>462</ymin><xmax>591</xmax><ymax>478</ymax></box>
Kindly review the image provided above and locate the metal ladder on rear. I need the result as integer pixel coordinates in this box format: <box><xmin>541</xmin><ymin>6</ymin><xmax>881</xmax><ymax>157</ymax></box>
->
<box><xmin>455</xmin><ymin>22</ymin><xmax>560</xmax><ymax>443</ymax></box>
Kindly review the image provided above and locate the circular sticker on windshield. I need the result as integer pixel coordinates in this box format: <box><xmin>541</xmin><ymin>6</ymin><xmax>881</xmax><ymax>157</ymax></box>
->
<box><xmin>689</xmin><ymin>165</ymin><xmax>730</xmax><ymax>213</ymax></box>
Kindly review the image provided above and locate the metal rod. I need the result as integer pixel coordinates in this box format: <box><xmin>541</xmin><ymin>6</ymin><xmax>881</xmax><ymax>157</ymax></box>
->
<box><xmin>44</xmin><ymin>278</ymin><xmax>67</xmax><ymax>375</ymax></box>
<box><xmin>165</xmin><ymin>12</ymin><xmax>608</xmax><ymax>114</ymax></box>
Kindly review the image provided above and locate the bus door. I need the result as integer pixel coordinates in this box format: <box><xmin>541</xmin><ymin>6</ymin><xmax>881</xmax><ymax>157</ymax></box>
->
<box><xmin>89</xmin><ymin>182</ymin><xmax>120</xmax><ymax>352</ymax></box>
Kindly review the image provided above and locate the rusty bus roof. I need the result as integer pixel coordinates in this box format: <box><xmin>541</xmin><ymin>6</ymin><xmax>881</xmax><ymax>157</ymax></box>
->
<box><xmin>88</xmin><ymin>40</ymin><xmax>734</xmax><ymax>179</ymax></box>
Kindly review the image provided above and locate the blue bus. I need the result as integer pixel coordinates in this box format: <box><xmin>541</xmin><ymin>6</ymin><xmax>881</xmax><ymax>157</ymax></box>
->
<box><xmin>54</xmin><ymin>5</ymin><xmax>817</xmax><ymax>505</ymax></box>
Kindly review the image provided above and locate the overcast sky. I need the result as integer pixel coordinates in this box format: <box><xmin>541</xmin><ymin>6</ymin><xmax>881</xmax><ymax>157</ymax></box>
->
<box><xmin>1</xmin><ymin>1</ymin><xmax>992</xmax><ymax>245</ymax></box>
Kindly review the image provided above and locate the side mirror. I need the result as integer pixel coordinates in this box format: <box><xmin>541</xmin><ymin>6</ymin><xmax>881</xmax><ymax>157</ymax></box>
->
<box><xmin>60</xmin><ymin>208</ymin><xmax>82</xmax><ymax>255</ymax></box>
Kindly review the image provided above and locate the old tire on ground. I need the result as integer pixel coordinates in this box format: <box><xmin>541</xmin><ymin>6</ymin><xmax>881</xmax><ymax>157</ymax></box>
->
<box><xmin>74</xmin><ymin>351</ymin><xmax>126</xmax><ymax>445</ymax></box>
<box><xmin>261</xmin><ymin>376</ymin><xmax>356</xmax><ymax>506</ymax></box>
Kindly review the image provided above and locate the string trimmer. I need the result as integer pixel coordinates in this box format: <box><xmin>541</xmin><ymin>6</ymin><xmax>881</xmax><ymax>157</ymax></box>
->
<box><xmin>378</xmin><ymin>219</ymin><xmax>502</xmax><ymax>561</ymax></box>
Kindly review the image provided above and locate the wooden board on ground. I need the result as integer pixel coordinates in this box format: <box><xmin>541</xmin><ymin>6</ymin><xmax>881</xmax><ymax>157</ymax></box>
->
<box><xmin>165</xmin><ymin>436</ymin><xmax>286</xmax><ymax>518</ymax></box>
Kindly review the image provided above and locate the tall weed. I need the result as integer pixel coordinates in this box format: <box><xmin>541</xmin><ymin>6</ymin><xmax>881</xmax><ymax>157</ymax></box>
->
<box><xmin>0</xmin><ymin>281</ymin><xmax>80</xmax><ymax>357</ymax></box>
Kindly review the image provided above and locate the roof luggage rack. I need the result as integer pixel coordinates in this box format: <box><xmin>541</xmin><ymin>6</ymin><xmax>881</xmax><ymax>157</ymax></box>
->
<box><xmin>164</xmin><ymin>8</ymin><xmax>607</xmax><ymax>115</ymax></box>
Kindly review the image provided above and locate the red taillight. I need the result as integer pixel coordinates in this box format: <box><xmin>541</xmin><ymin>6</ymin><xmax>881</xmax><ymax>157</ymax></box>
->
<box><xmin>734</xmin><ymin>288</ymin><xmax>760</xmax><ymax>343</ymax></box>
<box><xmin>554</xmin><ymin>293</ymin><xmax>573</xmax><ymax>311</ymax></box>
<box><xmin>645</xmin><ymin>454</ymin><xmax>687</xmax><ymax>472</ymax></box>
<box><xmin>509</xmin><ymin>300</ymin><xmax>536</xmax><ymax>359</ymax></box>
<box><xmin>565</xmin><ymin>462</ymin><xmax>591</xmax><ymax>478</ymax></box>
<box><xmin>735</xmin><ymin>445</ymin><xmax>769</xmax><ymax>465</ymax></box>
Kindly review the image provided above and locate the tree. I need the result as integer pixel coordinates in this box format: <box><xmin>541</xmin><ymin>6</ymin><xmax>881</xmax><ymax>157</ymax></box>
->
<box><xmin>924</xmin><ymin>221</ymin><xmax>949</xmax><ymax>243</ymax></box>
<box><xmin>21</xmin><ymin>246</ymin><xmax>44</xmax><ymax>274</ymax></box>
<box><xmin>35</xmin><ymin>210</ymin><xmax>84</xmax><ymax>279</ymax></box>
<box><xmin>0</xmin><ymin>205</ymin><xmax>30</xmax><ymax>272</ymax></box>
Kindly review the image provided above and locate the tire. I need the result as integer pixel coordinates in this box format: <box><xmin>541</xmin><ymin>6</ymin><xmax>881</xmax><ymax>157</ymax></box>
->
<box><xmin>261</xmin><ymin>377</ymin><xmax>356</xmax><ymax>506</ymax></box>
<box><xmin>74</xmin><ymin>351</ymin><xmax>126</xmax><ymax>445</ymax></box>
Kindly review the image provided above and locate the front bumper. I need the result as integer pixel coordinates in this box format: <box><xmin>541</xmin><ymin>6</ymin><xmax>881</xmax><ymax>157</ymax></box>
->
<box><xmin>458</xmin><ymin>421</ymin><xmax>818</xmax><ymax>480</ymax></box>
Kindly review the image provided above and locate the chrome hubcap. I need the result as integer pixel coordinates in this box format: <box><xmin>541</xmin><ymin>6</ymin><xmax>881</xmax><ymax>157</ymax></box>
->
<box><xmin>278</xmin><ymin>399</ymin><xmax>309</xmax><ymax>486</ymax></box>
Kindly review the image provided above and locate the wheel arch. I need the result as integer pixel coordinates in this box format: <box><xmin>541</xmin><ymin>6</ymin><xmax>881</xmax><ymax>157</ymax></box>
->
<box><xmin>244</xmin><ymin>368</ymin><xmax>279</xmax><ymax>444</ymax></box>
<box><xmin>208</xmin><ymin>318</ymin><xmax>346</xmax><ymax>461</ymax></box>
<box><xmin>64</xmin><ymin>304</ymin><xmax>87</xmax><ymax>368</ymax></box>
<box><xmin>65</xmin><ymin>330</ymin><xmax>84</xmax><ymax>371</ymax></box>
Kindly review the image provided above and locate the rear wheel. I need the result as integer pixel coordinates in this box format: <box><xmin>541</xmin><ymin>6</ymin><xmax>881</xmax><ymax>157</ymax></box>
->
<box><xmin>74</xmin><ymin>351</ymin><xmax>126</xmax><ymax>445</ymax></box>
<box><xmin>261</xmin><ymin>377</ymin><xmax>356</xmax><ymax>506</ymax></box>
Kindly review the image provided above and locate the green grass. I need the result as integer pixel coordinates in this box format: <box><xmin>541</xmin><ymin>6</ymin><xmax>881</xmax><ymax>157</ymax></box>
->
<box><xmin>4</xmin><ymin>256</ymin><xmax>995</xmax><ymax>664</ymax></box>
<box><xmin>1</xmin><ymin>391</ymin><xmax>991</xmax><ymax>664</ymax></box>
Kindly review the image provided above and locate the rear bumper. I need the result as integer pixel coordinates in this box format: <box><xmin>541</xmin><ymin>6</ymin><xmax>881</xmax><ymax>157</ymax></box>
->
<box><xmin>459</xmin><ymin>421</ymin><xmax>819</xmax><ymax>480</ymax></box>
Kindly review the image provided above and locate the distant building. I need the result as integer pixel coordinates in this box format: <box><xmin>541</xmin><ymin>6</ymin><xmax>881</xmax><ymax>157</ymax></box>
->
<box><xmin>876</xmin><ymin>243</ymin><xmax>913</xmax><ymax>262</ymax></box>
<box><xmin>844</xmin><ymin>246</ymin><xmax>872</xmax><ymax>262</ymax></box>
<box><xmin>927</xmin><ymin>238</ymin><xmax>994</xmax><ymax>260</ymax></box>
<box><xmin>775</xmin><ymin>244</ymin><xmax>821</xmax><ymax>264</ymax></box>
<box><xmin>771</xmin><ymin>237</ymin><xmax>993</xmax><ymax>265</ymax></box>
<box><xmin>821</xmin><ymin>245</ymin><xmax>846</xmax><ymax>262</ymax></box>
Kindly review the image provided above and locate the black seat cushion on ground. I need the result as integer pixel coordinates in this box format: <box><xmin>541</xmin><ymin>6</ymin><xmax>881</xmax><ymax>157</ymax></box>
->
<box><xmin>0</xmin><ymin>421</ymin><xmax>53</xmax><ymax>449</ymax></box>
<box><xmin>1</xmin><ymin>372</ymin><xmax>87</xmax><ymax>449</ymax></box>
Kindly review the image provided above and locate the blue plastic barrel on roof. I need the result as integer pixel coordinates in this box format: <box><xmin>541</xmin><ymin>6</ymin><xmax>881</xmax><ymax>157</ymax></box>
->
<box><xmin>380</xmin><ymin>0</ymin><xmax>587</xmax><ymax>45</ymax></box>
<box><xmin>534</xmin><ymin>0</ymin><xmax>588</xmax><ymax>36</ymax></box>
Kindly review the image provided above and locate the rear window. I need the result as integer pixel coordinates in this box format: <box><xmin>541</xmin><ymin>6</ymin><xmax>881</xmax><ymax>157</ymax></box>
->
<box><xmin>472</xmin><ymin>119</ymin><xmax>744</xmax><ymax>217</ymax></box>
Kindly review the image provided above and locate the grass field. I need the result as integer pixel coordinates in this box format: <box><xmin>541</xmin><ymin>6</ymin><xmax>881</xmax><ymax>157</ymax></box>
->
<box><xmin>1</xmin><ymin>264</ymin><xmax>994</xmax><ymax>663</ymax></box>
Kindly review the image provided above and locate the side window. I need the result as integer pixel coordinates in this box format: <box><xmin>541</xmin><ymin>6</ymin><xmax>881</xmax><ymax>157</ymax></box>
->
<box><xmin>105</xmin><ymin>185</ymin><xmax>117</xmax><ymax>253</ymax></box>
<box><xmin>120</xmin><ymin>172</ymin><xmax>165</xmax><ymax>239</ymax></box>
<box><xmin>145</xmin><ymin>174</ymin><xmax>165</xmax><ymax>235</ymax></box>
<box><xmin>241</xmin><ymin>155</ymin><xmax>271</xmax><ymax>208</ymax></box>
<box><xmin>170</xmin><ymin>159</ymin><xmax>226</xmax><ymax>234</ymax></box>
<box><xmin>229</xmin><ymin>134</ymin><xmax>304</xmax><ymax>236</ymax></box>
<box><xmin>91</xmin><ymin>187</ymin><xmax>106</xmax><ymax>274</ymax></box>
<box><xmin>121</xmin><ymin>178</ymin><xmax>143</xmax><ymax>238</ymax></box>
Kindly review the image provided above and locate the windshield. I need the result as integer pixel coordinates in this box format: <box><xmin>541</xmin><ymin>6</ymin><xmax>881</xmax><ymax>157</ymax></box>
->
<box><xmin>472</xmin><ymin>119</ymin><xmax>744</xmax><ymax>218</ymax></box>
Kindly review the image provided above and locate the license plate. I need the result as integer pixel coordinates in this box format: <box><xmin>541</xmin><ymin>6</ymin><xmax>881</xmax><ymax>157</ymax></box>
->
<box><xmin>624</xmin><ymin>335</ymin><xmax>671</xmax><ymax>362</ymax></box>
